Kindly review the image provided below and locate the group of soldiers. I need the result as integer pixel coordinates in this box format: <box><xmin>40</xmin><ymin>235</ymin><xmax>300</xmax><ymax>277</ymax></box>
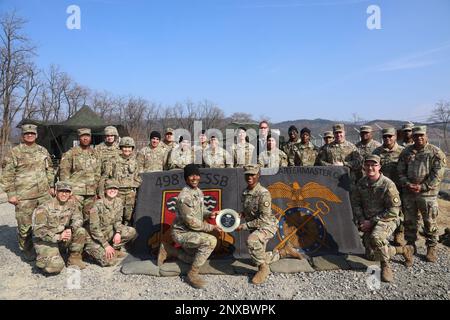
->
<box><xmin>0</xmin><ymin>119</ymin><xmax>446</xmax><ymax>287</ymax></box>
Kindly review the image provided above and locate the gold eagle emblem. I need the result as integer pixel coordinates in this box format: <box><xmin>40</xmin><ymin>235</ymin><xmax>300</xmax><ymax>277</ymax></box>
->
<box><xmin>268</xmin><ymin>181</ymin><xmax>341</xmax><ymax>209</ymax></box>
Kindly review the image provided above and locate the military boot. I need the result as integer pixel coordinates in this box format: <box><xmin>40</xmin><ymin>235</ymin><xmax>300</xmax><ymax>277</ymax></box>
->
<box><xmin>22</xmin><ymin>248</ymin><xmax>37</xmax><ymax>262</ymax></box>
<box><xmin>157</xmin><ymin>242</ymin><xmax>179</xmax><ymax>266</ymax></box>
<box><xmin>425</xmin><ymin>246</ymin><xmax>437</xmax><ymax>263</ymax></box>
<box><xmin>186</xmin><ymin>266</ymin><xmax>206</xmax><ymax>289</ymax></box>
<box><xmin>67</xmin><ymin>252</ymin><xmax>87</xmax><ymax>269</ymax></box>
<box><xmin>251</xmin><ymin>263</ymin><xmax>270</xmax><ymax>285</ymax></box>
<box><xmin>380</xmin><ymin>262</ymin><xmax>394</xmax><ymax>283</ymax></box>
<box><xmin>401</xmin><ymin>245</ymin><xmax>414</xmax><ymax>267</ymax></box>
<box><xmin>393</xmin><ymin>231</ymin><xmax>406</xmax><ymax>246</ymax></box>
<box><xmin>278</xmin><ymin>245</ymin><xmax>305</xmax><ymax>260</ymax></box>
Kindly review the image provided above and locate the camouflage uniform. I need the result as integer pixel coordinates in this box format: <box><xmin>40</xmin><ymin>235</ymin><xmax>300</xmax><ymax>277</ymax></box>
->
<box><xmin>192</xmin><ymin>142</ymin><xmax>209</xmax><ymax>167</ymax></box>
<box><xmin>203</xmin><ymin>146</ymin><xmax>233</xmax><ymax>168</ymax></box>
<box><xmin>373</xmin><ymin>142</ymin><xmax>405</xmax><ymax>186</ymax></box>
<box><xmin>32</xmin><ymin>197</ymin><xmax>86</xmax><ymax>274</ymax></box>
<box><xmin>168</xmin><ymin>146</ymin><xmax>193</xmax><ymax>169</ymax></box>
<box><xmin>0</xmin><ymin>136</ymin><xmax>54</xmax><ymax>253</ymax></box>
<box><xmin>84</xmin><ymin>196</ymin><xmax>136</xmax><ymax>266</ymax></box>
<box><xmin>258</xmin><ymin>148</ymin><xmax>288</xmax><ymax>168</ymax></box>
<box><xmin>282</xmin><ymin>139</ymin><xmax>301</xmax><ymax>165</ymax></box>
<box><xmin>356</xmin><ymin>139</ymin><xmax>381</xmax><ymax>159</ymax></box>
<box><xmin>137</xmin><ymin>145</ymin><xmax>168</xmax><ymax>172</ymax></box>
<box><xmin>171</xmin><ymin>186</ymin><xmax>217</xmax><ymax>268</ymax></box>
<box><xmin>241</xmin><ymin>182</ymin><xmax>279</xmax><ymax>266</ymax></box>
<box><xmin>290</xmin><ymin>142</ymin><xmax>319</xmax><ymax>166</ymax></box>
<box><xmin>317</xmin><ymin>140</ymin><xmax>362</xmax><ymax>183</ymax></box>
<box><xmin>232</xmin><ymin>142</ymin><xmax>256</xmax><ymax>168</ymax></box>
<box><xmin>351</xmin><ymin>174</ymin><xmax>401</xmax><ymax>262</ymax></box>
<box><xmin>397</xmin><ymin>141</ymin><xmax>446</xmax><ymax>247</ymax></box>
<box><xmin>59</xmin><ymin>145</ymin><xmax>101</xmax><ymax>222</ymax></box>
<box><xmin>95</xmin><ymin>141</ymin><xmax>120</xmax><ymax>167</ymax></box>
<box><xmin>101</xmin><ymin>153</ymin><xmax>142</xmax><ymax>224</ymax></box>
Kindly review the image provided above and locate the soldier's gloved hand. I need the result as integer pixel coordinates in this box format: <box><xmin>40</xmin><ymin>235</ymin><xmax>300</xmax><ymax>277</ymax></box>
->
<box><xmin>105</xmin><ymin>245</ymin><xmax>116</xmax><ymax>260</ymax></box>
<box><xmin>359</xmin><ymin>220</ymin><xmax>372</xmax><ymax>233</ymax></box>
<box><xmin>8</xmin><ymin>196</ymin><xmax>19</xmax><ymax>206</ymax></box>
<box><xmin>209</xmin><ymin>211</ymin><xmax>219</xmax><ymax>219</ymax></box>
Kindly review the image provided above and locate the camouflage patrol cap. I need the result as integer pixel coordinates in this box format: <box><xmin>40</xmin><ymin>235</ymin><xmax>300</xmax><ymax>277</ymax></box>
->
<box><xmin>55</xmin><ymin>181</ymin><xmax>72</xmax><ymax>192</ymax></box>
<box><xmin>360</xmin><ymin>125</ymin><xmax>372</xmax><ymax>133</ymax></box>
<box><xmin>382</xmin><ymin>127</ymin><xmax>397</xmax><ymax>136</ymax></box>
<box><xmin>412</xmin><ymin>126</ymin><xmax>427</xmax><ymax>135</ymax></box>
<box><xmin>22</xmin><ymin>124</ymin><xmax>37</xmax><ymax>135</ymax></box>
<box><xmin>244</xmin><ymin>164</ymin><xmax>260</xmax><ymax>175</ymax></box>
<box><xmin>104</xmin><ymin>126</ymin><xmax>118</xmax><ymax>136</ymax></box>
<box><xmin>78</xmin><ymin>128</ymin><xmax>91</xmax><ymax>136</ymax></box>
<box><xmin>105</xmin><ymin>179</ymin><xmax>119</xmax><ymax>190</ymax></box>
<box><xmin>333</xmin><ymin>123</ymin><xmax>345</xmax><ymax>133</ymax></box>
<box><xmin>402</xmin><ymin>123</ymin><xmax>414</xmax><ymax>131</ymax></box>
<box><xmin>119</xmin><ymin>136</ymin><xmax>135</xmax><ymax>148</ymax></box>
<box><xmin>323</xmin><ymin>131</ymin><xmax>333</xmax><ymax>138</ymax></box>
<box><xmin>165</xmin><ymin>128</ymin><xmax>174</xmax><ymax>134</ymax></box>
<box><xmin>364</xmin><ymin>154</ymin><xmax>381</xmax><ymax>165</ymax></box>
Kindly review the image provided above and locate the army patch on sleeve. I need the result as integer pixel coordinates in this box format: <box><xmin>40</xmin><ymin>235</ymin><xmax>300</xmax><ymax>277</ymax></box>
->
<box><xmin>393</xmin><ymin>197</ymin><xmax>399</xmax><ymax>204</ymax></box>
<box><xmin>264</xmin><ymin>201</ymin><xmax>270</xmax><ymax>207</ymax></box>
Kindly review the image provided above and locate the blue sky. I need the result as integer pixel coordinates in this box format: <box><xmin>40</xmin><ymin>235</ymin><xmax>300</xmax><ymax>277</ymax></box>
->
<box><xmin>1</xmin><ymin>0</ymin><xmax>450</xmax><ymax>123</ymax></box>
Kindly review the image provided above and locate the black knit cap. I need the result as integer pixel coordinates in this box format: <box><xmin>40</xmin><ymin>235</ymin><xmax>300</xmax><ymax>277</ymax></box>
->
<box><xmin>288</xmin><ymin>125</ymin><xmax>298</xmax><ymax>133</ymax></box>
<box><xmin>150</xmin><ymin>131</ymin><xmax>161</xmax><ymax>140</ymax></box>
<box><xmin>300</xmin><ymin>127</ymin><xmax>311</xmax><ymax>135</ymax></box>
<box><xmin>184</xmin><ymin>164</ymin><xmax>201</xmax><ymax>180</ymax></box>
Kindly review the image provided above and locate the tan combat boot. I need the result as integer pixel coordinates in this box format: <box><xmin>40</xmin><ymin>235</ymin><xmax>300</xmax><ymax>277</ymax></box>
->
<box><xmin>67</xmin><ymin>252</ymin><xmax>87</xmax><ymax>269</ymax></box>
<box><xmin>381</xmin><ymin>262</ymin><xmax>394</xmax><ymax>283</ymax></box>
<box><xmin>186</xmin><ymin>266</ymin><xmax>206</xmax><ymax>289</ymax></box>
<box><xmin>251</xmin><ymin>263</ymin><xmax>270</xmax><ymax>285</ymax></box>
<box><xmin>393</xmin><ymin>231</ymin><xmax>406</xmax><ymax>246</ymax></box>
<box><xmin>402</xmin><ymin>245</ymin><xmax>414</xmax><ymax>267</ymax></box>
<box><xmin>425</xmin><ymin>246</ymin><xmax>437</xmax><ymax>263</ymax></box>
<box><xmin>278</xmin><ymin>245</ymin><xmax>305</xmax><ymax>260</ymax></box>
<box><xmin>157</xmin><ymin>242</ymin><xmax>178</xmax><ymax>266</ymax></box>
<box><xmin>115</xmin><ymin>248</ymin><xmax>127</xmax><ymax>258</ymax></box>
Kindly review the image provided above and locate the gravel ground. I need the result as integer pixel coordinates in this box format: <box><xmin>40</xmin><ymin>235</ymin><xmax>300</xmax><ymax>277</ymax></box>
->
<box><xmin>0</xmin><ymin>202</ymin><xmax>449</xmax><ymax>300</ymax></box>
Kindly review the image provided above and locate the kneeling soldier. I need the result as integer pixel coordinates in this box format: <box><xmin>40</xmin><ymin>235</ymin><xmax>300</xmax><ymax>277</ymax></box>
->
<box><xmin>32</xmin><ymin>182</ymin><xmax>87</xmax><ymax>274</ymax></box>
<box><xmin>84</xmin><ymin>179</ymin><xmax>137</xmax><ymax>266</ymax></box>
<box><xmin>158</xmin><ymin>164</ymin><xmax>221</xmax><ymax>289</ymax></box>
<box><xmin>236</xmin><ymin>165</ymin><xmax>304</xmax><ymax>285</ymax></box>
<box><xmin>351</xmin><ymin>155</ymin><xmax>414</xmax><ymax>282</ymax></box>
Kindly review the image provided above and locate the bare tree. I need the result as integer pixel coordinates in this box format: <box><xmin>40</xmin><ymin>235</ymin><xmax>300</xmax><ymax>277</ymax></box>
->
<box><xmin>230</xmin><ymin>112</ymin><xmax>253</xmax><ymax>123</ymax></box>
<box><xmin>0</xmin><ymin>11</ymin><xmax>36</xmax><ymax>145</ymax></box>
<box><xmin>429</xmin><ymin>100</ymin><xmax>450</xmax><ymax>153</ymax></box>
<box><xmin>64</xmin><ymin>83</ymin><xmax>90</xmax><ymax>118</ymax></box>
<box><xmin>90</xmin><ymin>90</ymin><xmax>116</xmax><ymax>121</ymax></box>
<box><xmin>198</xmin><ymin>99</ymin><xmax>225</xmax><ymax>130</ymax></box>
<box><xmin>21</xmin><ymin>63</ymin><xmax>41</xmax><ymax>119</ymax></box>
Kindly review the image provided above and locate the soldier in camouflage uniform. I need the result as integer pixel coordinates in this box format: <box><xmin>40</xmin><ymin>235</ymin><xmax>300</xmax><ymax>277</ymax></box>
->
<box><xmin>137</xmin><ymin>131</ymin><xmax>169</xmax><ymax>172</ymax></box>
<box><xmin>315</xmin><ymin>131</ymin><xmax>334</xmax><ymax>165</ymax></box>
<box><xmin>192</xmin><ymin>130</ymin><xmax>209</xmax><ymax>167</ymax></box>
<box><xmin>373</xmin><ymin>127</ymin><xmax>406</xmax><ymax>246</ymax></box>
<box><xmin>397</xmin><ymin>126</ymin><xmax>447</xmax><ymax>264</ymax></box>
<box><xmin>258</xmin><ymin>133</ymin><xmax>288</xmax><ymax>168</ymax></box>
<box><xmin>95</xmin><ymin>126</ymin><xmax>121</xmax><ymax>170</ymax></box>
<box><xmin>236</xmin><ymin>165</ymin><xmax>303</xmax><ymax>285</ymax></box>
<box><xmin>59</xmin><ymin>128</ymin><xmax>101</xmax><ymax>223</ymax></box>
<box><xmin>169</xmin><ymin>136</ymin><xmax>194</xmax><ymax>169</ymax></box>
<box><xmin>351</xmin><ymin>155</ymin><xmax>413</xmax><ymax>282</ymax></box>
<box><xmin>289</xmin><ymin>127</ymin><xmax>318</xmax><ymax>166</ymax></box>
<box><xmin>282</xmin><ymin>125</ymin><xmax>301</xmax><ymax>164</ymax></box>
<box><xmin>400</xmin><ymin>123</ymin><xmax>414</xmax><ymax>147</ymax></box>
<box><xmin>0</xmin><ymin>124</ymin><xmax>55</xmax><ymax>261</ymax></box>
<box><xmin>84</xmin><ymin>180</ymin><xmax>137</xmax><ymax>266</ymax></box>
<box><xmin>355</xmin><ymin>125</ymin><xmax>381</xmax><ymax>181</ymax></box>
<box><xmin>232</xmin><ymin>127</ymin><xmax>256</xmax><ymax>168</ymax></box>
<box><xmin>161</xmin><ymin>128</ymin><xmax>178</xmax><ymax>152</ymax></box>
<box><xmin>32</xmin><ymin>182</ymin><xmax>87</xmax><ymax>274</ymax></box>
<box><xmin>101</xmin><ymin>137</ymin><xmax>142</xmax><ymax>225</ymax></box>
<box><xmin>317</xmin><ymin>124</ymin><xmax>362</xmax><ymax>184</ymax></box>
<box><xmin>158</xmin><ymin>164</ymin><xmax>221</xmax><ymax>289</ymax></box>
<box><xmin>203</xmin><ymin>136</ymin><xmax>233</xmax><ymax>168</ymax></box>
